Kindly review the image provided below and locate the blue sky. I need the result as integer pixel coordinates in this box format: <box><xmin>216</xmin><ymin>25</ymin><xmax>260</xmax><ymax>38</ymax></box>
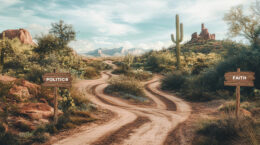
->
<box><xmin>0</xmin><ymin>0</ymin><xmax>255</xmax><ymax>53</ymax></box>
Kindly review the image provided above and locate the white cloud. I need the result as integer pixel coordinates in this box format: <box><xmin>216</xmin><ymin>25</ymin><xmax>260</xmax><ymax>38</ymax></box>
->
<box><xmin>174</xmin><ymin>0</ymin><xmax>254</xmax><ymax>24</ymax></box>
<box><xmin>1</xmin><ymin>0</ymin><xmax>256</xmax><ymax>52</ymax></box>
<box><xmin>26</xmin><ymin>24</ymin><xmax>50</xmax><ymax>37</ymax></box>
<box><xmin>0</xmin><ymin>0</ymin><xmax>21</xmax><ymax>9</ymax></box>
<box><xmin>136</xmin><ymin>41</ymin><xmax>172</xmax><ymax>50</ymax></box>
<box><xmin>69</xmin><ymin>40</ymin><xmax>95</xmax><ymax>53</ymax></box>
<box><xmin>111</xmin><ymin>41</ymin><xmax>134</xmax><ymax>49</ymax></box>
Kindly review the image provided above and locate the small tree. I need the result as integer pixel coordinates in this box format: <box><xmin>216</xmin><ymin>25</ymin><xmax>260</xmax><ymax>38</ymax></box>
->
<box><xmin>224</xmin><ymin>4</ymin><xmax>260</xmax><ymax>45</ymax></box>
<box><xmin>49</xmin><ymin>20</ymin><xmax>76</xmax><ymax>47</ymax></box>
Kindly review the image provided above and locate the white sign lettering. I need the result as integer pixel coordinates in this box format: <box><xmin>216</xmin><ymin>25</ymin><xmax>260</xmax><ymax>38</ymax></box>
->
<box><xmin>46</xmin><ymin>78</ymin><xmax>69</xmax><ymax>82</ymax></box>
<box><xmin>232</xmin><ymin>76</ymin><xmax>247</xmax><ymax>80</ymax></box>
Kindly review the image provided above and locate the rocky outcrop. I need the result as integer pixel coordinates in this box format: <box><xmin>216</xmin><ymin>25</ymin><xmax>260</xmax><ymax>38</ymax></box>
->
<box><xmin>17</xmin><ymin>103</ymin><xmax>62</xmax><ymax>121</ymax></box>
<box><xmin>9</xmin><ymin>85</ymin><xmax>31</xmax><ymax>101</ymax></box>
<box><xmin>0</xmin><ymin>29</ymin><xmax>36</xmax><ymax>45</ymax></box>
<box><xmin>4</xmin><ymin>78</ymin><xmax>41</xmax><ymax>101</ymax></box>
<box><xmin>190</xmin><ymin>23</ymin><xmax>215</xmax><ymax>43</ymax></box>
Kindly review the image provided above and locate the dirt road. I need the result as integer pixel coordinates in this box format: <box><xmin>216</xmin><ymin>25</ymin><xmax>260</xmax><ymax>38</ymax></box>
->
<box><xmin>53</xmin><ymin>70</ymin><xmax>191</xmax><ymax>145</ymax></box>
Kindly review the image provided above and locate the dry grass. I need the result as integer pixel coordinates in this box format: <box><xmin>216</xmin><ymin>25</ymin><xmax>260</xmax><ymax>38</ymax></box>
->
<box><xmin>193</xmin><ymin>108</ymin><xmax>260</xmax><ymax>145</ymax></box>
<box><xmin>106</xmin><ymin>75</ymin><xmax>145</xmax><ymax>97</ymax></box>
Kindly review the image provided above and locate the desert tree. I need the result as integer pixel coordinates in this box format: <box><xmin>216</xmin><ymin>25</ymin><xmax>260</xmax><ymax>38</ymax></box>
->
<box><xmin>49</xmin><ymin>20</ymin><xmax>76</xmax><ymax>47</ymax></box>
<box><xmin>224</xmin><ymin>2</ymin><xmax>260</xmax><ymax>45</ymax></box>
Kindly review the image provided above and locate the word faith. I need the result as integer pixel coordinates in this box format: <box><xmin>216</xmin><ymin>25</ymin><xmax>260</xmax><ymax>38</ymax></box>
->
<box><xmin>233</xmin><ymin>76</ymin><xmax>247</xmax><ymax>80</ymax></box>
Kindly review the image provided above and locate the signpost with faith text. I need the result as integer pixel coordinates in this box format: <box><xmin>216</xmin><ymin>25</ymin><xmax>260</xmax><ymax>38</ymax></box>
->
<box><xmin>42</xmin><ymin>69</ymin><xmax>72</xmax><ymax>124</ymax></box>
<box><xmin>224</xmin><ymin>68</ymin><xmax>255</xmax><ymax>118</ymax></box>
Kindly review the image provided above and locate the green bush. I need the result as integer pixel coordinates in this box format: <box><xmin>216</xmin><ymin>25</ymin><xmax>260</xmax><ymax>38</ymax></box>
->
<box><xmin>81</xmin><ymin>67</ymin><xmax>99</xmax><ymax>79</ymax></box>
<box><xmin>161</xmin><ymin>71</ymin><xmax>187</xmax><ymax>91</ymax></box>
<box><xmin>70</xmin><ymin>88</ymin><xmax>89</xmax><ymax>111</ymax></box>
<box><xmin>24</xmin><ymin>65</ymin><xmax>45</xmax><ymax>84</ymax></box>
<box><xmin>198</xmin><ymin>49</ymin><xmax>260</xmax><ymax>94</ymax></box>
<box><xmin>127</xmin><ymin>70</ymin><xmax>153</xmax><ymax>81</ymax></box>
<box><xmin>106</xmin><ymin>76</ymin><xmax>145</xmax><ymax>97</ymax></box>
<box><xmin>0</xmin><ymin>132</ymin><xmax>19</xmax><ymax>145</ymax></box>
<box><xmin>112</xmin><ymin>63</ymin><xmax>131</xmax><ymax>74</ymax></box>
<box><xmin>146</xmin><ymin>51</ymin><xmax>175</xmax><ymax>73</ymax></box>
<box><xmin>0</xmin><ymin>81</ymin><xmax>12</xmax><ymax>98</ymax></box>
<box><xmin>59</xmin><ymin>89</ymin><xmax>75</xmax><ymax>113</ymax></box>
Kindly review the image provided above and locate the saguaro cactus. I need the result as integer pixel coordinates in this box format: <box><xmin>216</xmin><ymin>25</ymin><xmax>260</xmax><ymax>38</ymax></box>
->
<box><xmin>171</xmin><ymin>14</ymin><xmax>183</xmax><ymax>69</ymax></box>
<box><xmin>0</xmin><ymin>32</ymin><xmax>6</xmax><ymax>68</ymax></box>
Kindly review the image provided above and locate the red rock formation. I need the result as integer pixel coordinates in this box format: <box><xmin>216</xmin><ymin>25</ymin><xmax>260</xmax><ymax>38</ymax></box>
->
<box><xmin>18</xmin><ymin>103</ymin><xmax>55</xmax><ymax>120</ymax></box>
<box><xmin>0</xmin><ymin>28</ymin><xmax>36</xmax><ymax>45</ymax></box>
<box><xmin>191</xmin><ymin>23</ymin><xmax>215</xmax><ymax>42</ymax></box>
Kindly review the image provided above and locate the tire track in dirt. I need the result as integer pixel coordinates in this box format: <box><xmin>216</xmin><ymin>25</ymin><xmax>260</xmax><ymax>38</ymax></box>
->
<box><xmin>145</xmin><ymin>81</ymin><xmax>176</xmax><ymax>111</ymax></box>
<box><xmin>54</xmin><ymin>72</ymin><xmax>138</xmax><ymax>145</ymax></box>
<box><xmin>92</xmin><ymin>81</ymin><xmax>185</xmax><ymax>145</ymax></box>
<box><xmin>92</xmin><ymin>117</ymin><xmax>150</xmax><ymax>145</ymax></box>
<box><xmin>54</xmin><ymin>71</ymin><xmax>191</xmax><ymax>145</ymax></box>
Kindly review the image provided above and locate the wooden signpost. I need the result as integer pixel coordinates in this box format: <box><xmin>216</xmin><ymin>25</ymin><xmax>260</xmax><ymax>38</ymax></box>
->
<box><xmin>42</xmin><ymin>69</ymin><xmax>72</xmax><ymax>124</ymax></box>
<box><xmin>224</xmin><ymin>68</ymin><xmax>255</xmax><ymax>118</ymax></box>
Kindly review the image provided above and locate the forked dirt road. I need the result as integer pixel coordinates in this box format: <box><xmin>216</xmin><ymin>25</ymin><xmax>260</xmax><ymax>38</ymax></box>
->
<box><xmin>53</xmin><ymin>69</ymin><xmax>191</xmax><ymax>145</ymax></box>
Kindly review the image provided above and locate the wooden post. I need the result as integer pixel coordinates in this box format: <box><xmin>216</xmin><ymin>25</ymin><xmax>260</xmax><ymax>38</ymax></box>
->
<box><xmin>53</xmin><ymin>69</ymin><xmax>58</xmax><ymax>124</ymax></box>
<box><xmin>236</xmin><ymin>68</ymin><xmax>240</xmax><ymax>118</ymax></box>
<box><xmin>42</xmin><ymin>70</ymin><xmax>72</xmax><ymax>124</ymax></box>
<box><xmin>224</xmin><ymin>68</ymin><xmax>255</xmax><ymax>119</ymax></box>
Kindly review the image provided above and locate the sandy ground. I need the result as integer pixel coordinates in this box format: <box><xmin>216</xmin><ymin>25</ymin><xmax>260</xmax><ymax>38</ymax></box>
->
<box><xmin>53</xmin><ymin>64</ymin><xmax>191</xmax><ymax>145</ymax></box>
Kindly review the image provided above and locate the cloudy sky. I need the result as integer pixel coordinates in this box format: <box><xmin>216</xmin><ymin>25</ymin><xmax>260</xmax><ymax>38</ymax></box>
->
<box><xmin>0</xmin><ymin>0</ymin><xmax>255</xmax><ymax>53</ymax></box>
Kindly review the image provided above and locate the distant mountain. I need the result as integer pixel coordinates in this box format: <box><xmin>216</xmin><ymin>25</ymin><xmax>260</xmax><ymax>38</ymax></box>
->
<box><xmin>82</xmin><ymin>47</ymin><xmax>150</xmax><ymax>57</ymax></box>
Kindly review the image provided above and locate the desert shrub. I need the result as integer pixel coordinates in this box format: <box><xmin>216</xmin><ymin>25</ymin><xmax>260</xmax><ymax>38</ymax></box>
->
<box><xmin>15</xmin><ymin>121</ymin><xmax>32</xmax><ymax>132</ymax></box>
<box><xmin>0</xmin><ymin>132</ymin><xmax>19</xmax><ymax>145</ymax></box>
<box><xmin>185</xmin><ymin>89</ymin><xmax>215</xmax><ymax>102</ymax></box>
<box><xmin>106</xmin><ymin>76</ymin><xmax>145</xmax><ymax>97</ymax></box>
<box><xmin>113</xmin><ymin>61</ymin><xmax>123</xmax><ymax>67</ymax></box>
<box><xmin>71</xmin><ymin>110</ymin><xmax>91</xmax><ymax>118</ymax></box>
<box><xmin>198</xmin><ymin>49</ymin><xmax>260</xmax><ymax>95</ymax></box>
<box><xmin>126</xmin><ymin>70</ymin><xmax>153</xmax><ymax>81</ymax></box>
<box><xmin>18</xmin><ymin>132</ymin><xmax>33</xmax><ymax>143</ymax></box>
<box><xmin>219</xmin><ymin>101</ymin><xmax>258</xmax><ymax>114</ymax></box>
<box><xmin>81</xmin><ymin>67</ymin><xmax>99</xmax><ymax>79</ymax></box>
<box><xmin>24</xmin><ymin>65</ymin><xmax>45</xmax><ymax>84</ymax></box>
<box><xmin>31</xmin><ymin>132</ymin><xmax>50</xmax><ymax>143</ymax></box>
<box><xmin>59</xmin><ymin>89</ymin><xmax>75</xmax><ymax>113</ymax></box>
<box><xmin>146</xmin><ymin>51</ymin><xmax>175</xmax><ymax>73</ymax></box>
<box><xmin>3</xmin><ymin>59</ymin><xmax>24</xmax><ymax>72</ymax></box>
<box><xmin>70</xmin><ymin>88</ymin><xmax>89</xmax><ymax>111</ymax></box>
<box><xmin>161</xmin><ymin>71</ymin><xmax>188</xmax><ymax>91</ymax></box>
<box><xmin>56</xmin><ymin>115</ymin><xmax>71</xmax><ymax>130</ymax></box>
<box><xmin>194</xmin><ymin>116</ymin><xmax>259</xmax><ymax>145</ymax></box>
<box><xmin>88</xmin><ymin>61</ymin><xmax>112</xmax><ymax>70</ymax></box>
<box><xmin>112</xmin><ymin>63</ymin><xmax>131</xmax><ymax>74</ymax></box>
<box><xmin>34</xmin><ymin>34</ymin><xmax>61</xmax><ymax>54</ymax></box>
<box><xmin>45</xmin><ymin>123</ymin><xmax>58</xmax><ymax>134</ymax></box>
<box><xmin>0</xmin><ymin>81</ymin><xmax>12</xmax><ymax>98</ymax></box>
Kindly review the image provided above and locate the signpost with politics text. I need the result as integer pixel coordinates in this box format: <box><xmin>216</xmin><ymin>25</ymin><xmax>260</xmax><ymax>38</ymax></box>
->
<box><xmin>42</xmin><ymin>70</ymin><xmax>72</xmax><ymax>124</ymax></box>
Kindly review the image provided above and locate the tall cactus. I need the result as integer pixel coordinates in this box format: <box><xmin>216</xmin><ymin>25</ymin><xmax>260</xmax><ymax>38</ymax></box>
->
<box><xmin>0</xmin><ymin>32</ymin><xmax>5</xmax><ymax>67</ymax></box>
<box><xmin>171</xmin><ymin>14</ymin><xmax>183</xmax><ymax>69</ymax></box>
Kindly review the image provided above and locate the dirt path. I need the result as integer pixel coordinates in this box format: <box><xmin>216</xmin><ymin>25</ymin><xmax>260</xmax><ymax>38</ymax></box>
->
<box><xmin>53</xmin><ymin>70</ymin><xmax>191</xmax><ymax>145</ymax></box>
